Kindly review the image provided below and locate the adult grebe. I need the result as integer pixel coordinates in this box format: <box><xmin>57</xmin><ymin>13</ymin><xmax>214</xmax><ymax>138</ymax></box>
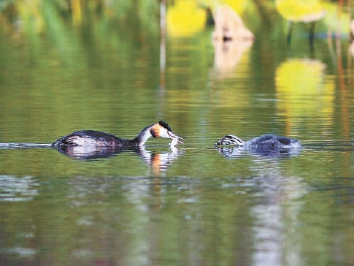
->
<box><xmin>52</xmin><ymin>121</ymin><xmax>183</xmax><ymax>149</ymax></box>
<box><xmin>215</xmin><ymin>134</ymin><xmax>301</xmax><ymax>151</ymax></box>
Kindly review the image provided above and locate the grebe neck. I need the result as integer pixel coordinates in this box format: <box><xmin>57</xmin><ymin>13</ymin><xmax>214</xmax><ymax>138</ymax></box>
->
<box><xmin>131</xmin><ymin>124</ymin><xmax>154</xmax><ymax>147</ymax></box>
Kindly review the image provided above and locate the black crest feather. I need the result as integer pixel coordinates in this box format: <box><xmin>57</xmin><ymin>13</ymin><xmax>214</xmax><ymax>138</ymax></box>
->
<box><xmin>159</xmin><ymin>121</ymin><xmax>172</xmax><ymax>131</ymax></box>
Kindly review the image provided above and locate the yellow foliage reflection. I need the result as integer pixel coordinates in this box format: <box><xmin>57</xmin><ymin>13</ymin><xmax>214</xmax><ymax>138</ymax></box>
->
<box><xmin>275</xmin><ymin>59</ymin><xmax>334</xmax><ymax>132</ymax></box>
<box><xmin>167</xmin><ymin>0</ymin><xmax>207</xmax><ymax>37</ymax></box>
<box><xmin>16</xmin><ymin>0</ymin><xmax>45</xmax><ymax>33</ymax></box>
<box><xmin>71</xmin><ymin>0</ymin><xmax>83</xmax><ymax>26</ymax></box>
<box><xmin>275</xmin><ymin>0</ymin><xmax>325</xmax><ymax>42</ymax></box>
<box><xmin>275</xmin><ymin>0</ymin><xmax>325</xmax><ymax>23</ymax></box>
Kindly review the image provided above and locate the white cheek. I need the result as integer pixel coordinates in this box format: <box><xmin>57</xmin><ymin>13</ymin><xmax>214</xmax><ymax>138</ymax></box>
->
<box><xmin>159</xmin><ymin>129</ymin><xmax>169</xmax><ymax>138</ymax></box>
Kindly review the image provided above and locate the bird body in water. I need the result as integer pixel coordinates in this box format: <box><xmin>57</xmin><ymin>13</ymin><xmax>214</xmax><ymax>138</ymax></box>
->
<box><xmin>215</xmin><ymin>134</ymin><xmax>301</xmax><ymax>152</ymax></box>
<box><xmin>52</xmin><ymin>121</ymin><xmax>183</xmax><ymax>149</ymax></box>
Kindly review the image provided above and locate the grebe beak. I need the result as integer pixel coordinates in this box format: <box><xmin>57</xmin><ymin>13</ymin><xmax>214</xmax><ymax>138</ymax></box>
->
<box><xmin>167</xmin><ymin>130</ymin><xmax>185</xmax><ymax>144</ymax></box>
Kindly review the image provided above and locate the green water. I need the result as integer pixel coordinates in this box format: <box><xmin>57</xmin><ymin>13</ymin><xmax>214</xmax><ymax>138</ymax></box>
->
<box><xmin>0</xmin><ymin>1</ymin><xmax>354</xmax><ymax>265</ymax></box>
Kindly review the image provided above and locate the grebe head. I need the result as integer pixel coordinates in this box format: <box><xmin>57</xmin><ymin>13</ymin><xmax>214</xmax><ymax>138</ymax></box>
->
<box><xmin>215</xmin><ymin>135</ymin><xmax>244</xmax><ymax>146</ymax></box>
<box><xmin>151</xmin><ymin>121</ymin><xmax>184</xmax><ymax>142</ymax></box>
<box><xmin>136</xmin><ymin>121</ymin><xmax>184</xmax><ymax>147</ymax></box>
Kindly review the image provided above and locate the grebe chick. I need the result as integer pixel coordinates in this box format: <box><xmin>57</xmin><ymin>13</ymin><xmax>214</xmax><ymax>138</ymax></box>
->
<box><xmin>52</xmin><ymin>121</ymin><xmax>184</xmax><ymax>149</ymax></box>
<box><xmin>215</xmin><ymin>134</ymin><xmax>301</xmax><ymax>151</ymax></box>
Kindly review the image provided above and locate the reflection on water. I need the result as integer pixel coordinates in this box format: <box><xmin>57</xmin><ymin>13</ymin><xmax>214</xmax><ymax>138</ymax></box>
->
<box><xmin>139</xmin><ymin>146</ymin><xmax>185</xmax><ymax>175</ymax></box>
<box><xmin>166</xmin><ymin>0</ymin><xmax>207</xmax><ymax>37</ymax></box>
<box><xmin>55</xmin><ymin>144</ymin><xmax>184</xmax><ymax>175</ymax></box>
<box><xmin>216</xmin><ymin>146</ymin><xmax>301</xmax><ymax>158</ymax></box>
<box><xmin>55</xmin><ymin>145</ymin><xmax>126</xmax><ymax>160</ymax></box>
<box><xmin>0</xmin><ymin>175</ymin><xmax>38</xmax><ymax>202</ymax></box>
<box><xmin>212</xmin><ymin>4</ymin><xmax>254</xmax><ymax>75</ymax></box>
<box><xmin>275</xmin><ymin>58</ymin><xmax>334</xmax><ymax>137</ymax></box>
<box><xmin>250</xmin><ymin>170</ymin><xmax>306</xmax><ymax>266</ymax></box>
<box><xmin>212</xmin><ymin>38</ymin><xmax>253</xmax><ymax>73</ymax></box>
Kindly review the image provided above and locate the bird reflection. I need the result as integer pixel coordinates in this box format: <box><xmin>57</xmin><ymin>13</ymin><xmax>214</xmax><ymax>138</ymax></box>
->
<box><xmin>216</xmin><ymin>146</ymin><xmax>301</xmax><ymax>159</ymax></box>
<box><xmin>139</xmin><ymin>146</ymin><xmax>184</xmax><ymax>175</ymax></box>
<box><xmin>55</xmin><ymin>145</ymin><xmax>184</xmax><ymax>173</ymax></box>
<box><xmin>55</xmin><ymin>145</ymin><xmax>138</xmax><ymax>160</ymax></box>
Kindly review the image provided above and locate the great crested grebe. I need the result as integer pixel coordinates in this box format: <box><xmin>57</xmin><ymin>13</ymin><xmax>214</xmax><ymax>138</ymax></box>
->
<box><xmin>52</xmin><ymin>121</ymin><xmax>183</xmax><ymax>149</ymax></box>
<box><xmin>215</xmin><ymin>134</ymin><xmax>301</xmax><ymax>151</ymax></box>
